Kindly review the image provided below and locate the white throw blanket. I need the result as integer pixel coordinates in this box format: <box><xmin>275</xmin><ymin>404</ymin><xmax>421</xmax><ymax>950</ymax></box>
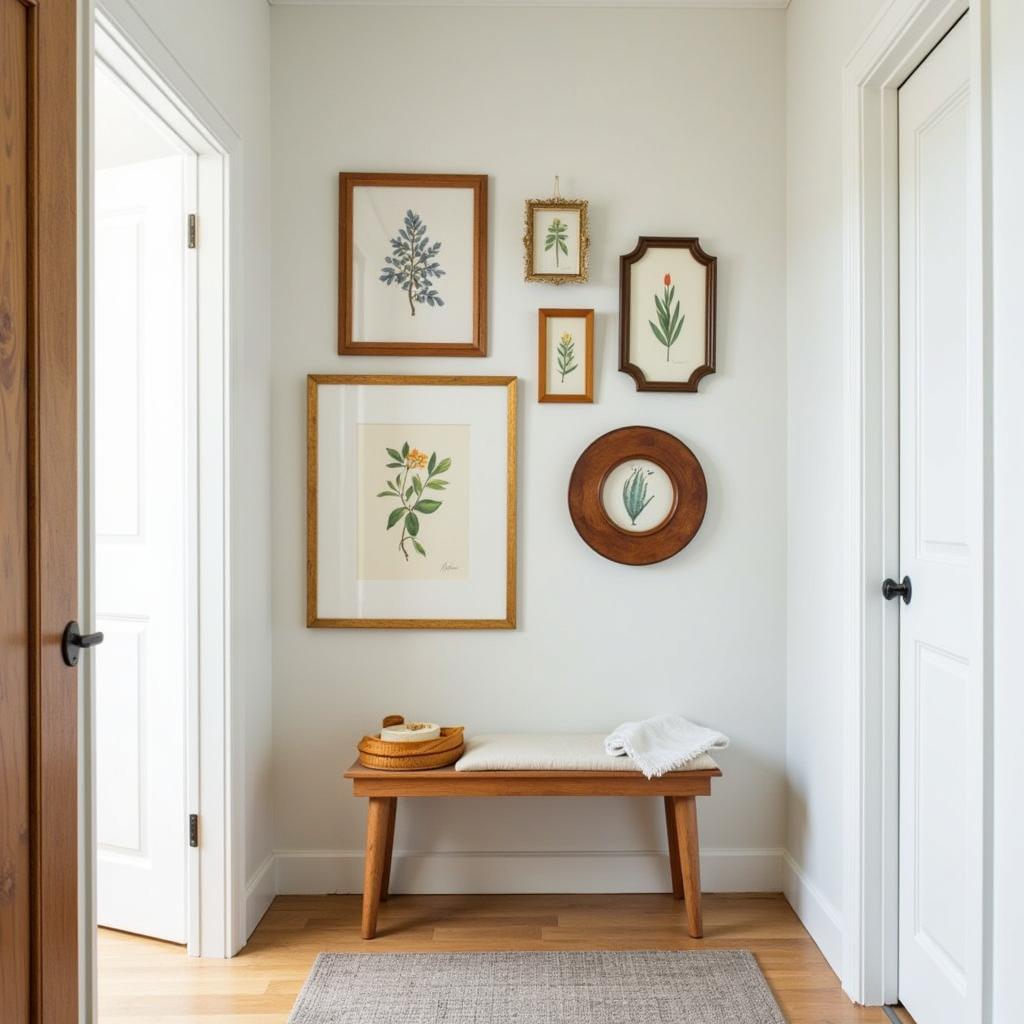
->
<box><xmin>604</xmin><ymin>714</ymin><xmax>729</xmax><ymax>779</ymax></box>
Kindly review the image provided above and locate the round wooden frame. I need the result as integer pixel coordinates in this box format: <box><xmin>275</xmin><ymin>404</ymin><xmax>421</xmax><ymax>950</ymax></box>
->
<box><xmin>568</xmin><ymin>426</ymin><xmax>707</xmax><ymax>565</ymax></box>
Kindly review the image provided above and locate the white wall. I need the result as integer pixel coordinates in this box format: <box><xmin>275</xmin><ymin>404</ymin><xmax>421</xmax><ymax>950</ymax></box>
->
<box><xmin>100</xmin><ymin>0</ymin><xmax>276</xmax><ymax>940</ymax></box>
<box><xmin>990</xmin><ymin>0</ymin><xmax>1024</xmax><ymax>1018</ymax></box>
<box><xmin>783</xmin><ymin>0</ymin><xmax>886</xmax><ymax>974</ymax></box>
<box><xmin>270</xmin><ymin>4</ymin><xmax>788</xmax><ymax>895</ymax></box>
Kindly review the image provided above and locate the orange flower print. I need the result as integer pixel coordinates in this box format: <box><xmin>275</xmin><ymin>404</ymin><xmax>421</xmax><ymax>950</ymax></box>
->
<box><xmin>664</xmin><ymin>273</ymin><xmax>672</xmax><ymax>286</ymax></box>
<box><xmin>378</xmin><ymin>443</ymin><xmax>452</xmax><ymax>562</ymax></box>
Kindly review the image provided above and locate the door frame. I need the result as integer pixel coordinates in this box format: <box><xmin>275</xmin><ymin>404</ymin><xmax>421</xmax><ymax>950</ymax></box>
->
<box><xmin>80</xmin><ymin>0</ymin><xmax>245</xmax><ymax>988</ymax></box>
<box><xmin>840</xmin><ymin>0</ymin><xmax>992</xmax><ymax>1012</ymax></box>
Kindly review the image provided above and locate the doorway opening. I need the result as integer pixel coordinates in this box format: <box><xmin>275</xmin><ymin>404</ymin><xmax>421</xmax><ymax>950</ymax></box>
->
<box><xmin>84</xmin><ymin>11</ymin><xmax>235</xmax><ymax>1010</ymax></box>
<box><xmin>93</xmin><ymin>57</ymin><xmax>196</xmax><ymax>951</ymax></box>
<box><xmin>841</xmin><ymin>0</ymin><xmax>989</xmax><ymax>1016</ymax></box>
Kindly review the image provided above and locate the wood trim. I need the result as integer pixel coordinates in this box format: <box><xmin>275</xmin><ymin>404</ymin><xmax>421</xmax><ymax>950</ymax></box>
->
<box><xmin>618</xmin><ymin>236</ymin><xmax>717</xmax><ymax>393</ymax></box>
<box><xmin>338</xmin><ymin>172</ymin><xmax>488</xmax><ymax>356</ymax></box>
<box><xmin>307</xmin><ymin>375</ymin><xmax>516</xmax><ymax>628</ymax></box>
<box><xmin>305</xmin><ymin>375</ymin><xmax>319</xmax><ymax>627</ymax></box>
<box><xmin>567</xmin><ymin>426</ymin><xmax>708</xmax><ymax>566</ymax></box>
<box><xmin>672</xmin><ymin>796</ymin><xmax>704</xmax><ymax>937</ymax></box>
<box><xmin>0</xmin><ymin>0</ymin><xmax>77</xmax><ymax>1019</ymax></box>
<box><xmin>537</xmin><ymin>308</ymin><xmax>594</xmax><ymax>404</ymax></box>
<box><xmin>523</xmin><ymin>197</ymin><xmax>590</xmax><ymax>284</ymax></box>
<box><xmin>32</xmin><ymin>2</ymin><xmax>77</xmax><ymax>1019</ymax></box>
<box><xmin>664</xmin><ymin>797</ymin><xmax>684</xmax><ymax>899</ymax></box>
<box><xmin>360</xmin><ymin>797</ymin><xmax>391</xmax><ymax>939</ymax></box>
<box><xmin>1</xmin><ymin>0</ymin><xmax>33</xmax><ymax>1016</ymax></box>
<box><xmin>379</xmin><ymin>798</ymin><xmax>397</xmax><ymax>903</ymax></box>
<box><xmin>345</xmin><ymin>761</ymin><xmax>720</xmax><ymax>798</ymax></box>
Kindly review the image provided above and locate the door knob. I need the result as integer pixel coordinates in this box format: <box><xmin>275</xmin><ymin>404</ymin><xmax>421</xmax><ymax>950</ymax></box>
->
<box><xmin>62</xmin><ymin>620</ymin><xmax>104</xmax><ymax>667</ymax></box>
<box><xmin>881</xmin><ymin>576</ymin><xmax>912</xmax><ymax>605</ymax></box>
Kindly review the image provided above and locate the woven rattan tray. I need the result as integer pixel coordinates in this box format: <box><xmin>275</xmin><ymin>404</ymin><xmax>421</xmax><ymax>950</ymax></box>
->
<box><xmin>357</xmin><ymin>716</ymin><xmax>465</xmax><ymax>771</ymax></box>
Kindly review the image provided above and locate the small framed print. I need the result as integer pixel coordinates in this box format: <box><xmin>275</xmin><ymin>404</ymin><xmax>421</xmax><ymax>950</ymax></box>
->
<box><xmin>307</xmin><ymin>375</ymin><xmax>517</xmax><ymax>629</ymax></box>
<box><xmin>619</xmin><ymin>237</ymin><xmax>717</xmax><ymax>392</ymax></box>
<box><xmin>538</xmin><ymin>308</ymin><xmax>594</xmax><ymax>404</ymax></box>
<box><xmin>523</xmin><ymin>197</ymin><xmax>589</xmax><ymax>284</ymax></box>
<box><xmin>339</xmin><ymin>173</ymin><xmax>488</xmax><ymax>357</ymax></box>
<box><xmin>567</xmin><ymin>426</ymin><xmax>707</xmax><ymax>566</ymax></box>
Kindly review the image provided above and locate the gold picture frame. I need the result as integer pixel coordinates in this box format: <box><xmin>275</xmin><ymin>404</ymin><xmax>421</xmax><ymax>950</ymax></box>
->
<box><xmin>523</xmin><ymin>196</ymin><xmax>590</xmax><ymax>284</ymax></box>
<box><xmin>307</xmin><ymin>375</ymin><xmax>517</xmax><ymax>629</ymax></box>
<box><xmin>538</xmin><ymin>308</ymin><xmax>594</xmax><ymax>404</ymax></box>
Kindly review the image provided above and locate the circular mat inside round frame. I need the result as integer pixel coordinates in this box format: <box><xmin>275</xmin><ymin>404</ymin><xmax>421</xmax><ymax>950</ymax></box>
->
<box><xmin>568</xmin><ymin>426</ymin><xmax>707</xmax><ymax>566</ymax></box>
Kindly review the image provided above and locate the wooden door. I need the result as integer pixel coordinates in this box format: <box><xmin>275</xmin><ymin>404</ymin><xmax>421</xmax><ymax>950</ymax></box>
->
<box><xmin>897</xmin><ymin>14</ymin><xmax>976</xmax><ymax>1024</ymax></box>
<box><xmin>0</xmin><ymin>1</ymin><xmax>79</xmax><ymax>1022</ymax></box>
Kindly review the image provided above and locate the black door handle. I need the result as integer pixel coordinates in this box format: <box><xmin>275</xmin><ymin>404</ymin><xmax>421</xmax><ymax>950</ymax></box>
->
<box><xmin>62</xmin><ymin>620</ymin><xmax>105</xmax><ymax>667</ymax></box>
<box><xmin>881</xmin><ymin>576</ymin><xmax>912</xmax><ymax>605</ymax></box>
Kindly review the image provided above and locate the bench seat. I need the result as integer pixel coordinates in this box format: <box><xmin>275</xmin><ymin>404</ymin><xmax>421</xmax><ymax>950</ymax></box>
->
<box><xmin>454</xmin><ymin>732</ymin><xmax>718</xmax><ymax>773</ymax></box>
<box><xmin>344</xmin><ymin>739</ymin><xmax>722</xmax><ymax>941</ymax></box>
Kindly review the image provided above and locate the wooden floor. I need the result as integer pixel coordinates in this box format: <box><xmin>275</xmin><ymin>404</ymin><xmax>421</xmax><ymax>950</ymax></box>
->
<box><xmin>98</xmin><ymin>893</ymin><xmax>898</xmax><ymax>1023</ymax></box>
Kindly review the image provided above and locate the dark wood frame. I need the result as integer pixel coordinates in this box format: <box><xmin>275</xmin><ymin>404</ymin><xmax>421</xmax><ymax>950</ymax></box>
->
<box><xmin>307</xmin><ymin>375</ymin><xmax>517</xmax><ymax>629</ymax></box>
<box><xmin>338</xmin><ymin>172</ymin><xmax>488</xmax><ymax>357</ymax></box>
<box><xmin>344</xmin><ymin>760</ymin><xmax>721</xmax><ymax>940</ymax></box>
<box><xmin>568</xmin><ymin>426</ymin><xmax>708</xmax><ymax>565</ymax></box>
<box><xmin>537</xmin><ymin>308</ymin><xmax>594</xmax><ymax>404</ymax></box>
<box><xmin>619</xmin><ymin>237</ymin><xmax>717</xmax><ymax>392</ymax></box>
<box><xmin>523</xmin><ymin>197</ymin><xmax>590</xmax><ymax>284</ymax></box>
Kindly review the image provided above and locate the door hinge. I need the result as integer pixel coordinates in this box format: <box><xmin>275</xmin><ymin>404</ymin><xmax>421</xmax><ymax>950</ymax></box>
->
<box><xmin>187</xmin><ymin>213</ymin><xmax>197</xmax><ymax>249</ymax></box>
<box><xmin>188</xmin><ymin>813</ymin><xmax>199</xmax><ymax>848</ymax></box>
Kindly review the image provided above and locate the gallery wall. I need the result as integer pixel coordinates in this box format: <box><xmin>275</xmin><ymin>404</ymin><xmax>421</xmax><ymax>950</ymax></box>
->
<box><xmin>269</xmin><ymin>4</ymin><xmax>788</xmax><ymax>895</ymax></box>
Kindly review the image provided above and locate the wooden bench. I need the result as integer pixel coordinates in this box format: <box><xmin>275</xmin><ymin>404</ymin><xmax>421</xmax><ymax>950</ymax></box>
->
<box><xmin>344</xmin><ymin>761</ymin><xmax>722</xmax><ymax>940</ymax></box>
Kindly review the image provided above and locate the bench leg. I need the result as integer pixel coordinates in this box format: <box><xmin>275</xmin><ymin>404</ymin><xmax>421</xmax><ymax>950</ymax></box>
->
<box><xmin>671</xmin><ymin>795</ymin><xmax>703</xmax><ymax>938</ymax></box>
<box><xmin>361</xmin><ymin>797</ymin><xmax>392</xmax><ymax>939</ymax></box>
<box><xmin>380</xmin><ymin>798</ymin><xmax>397</xmax><ymax>903</ymax></box>
<box><xmin>664</xmin><ymin>796</ymin><xmax>684</xmax><ymax>900</ymax></box>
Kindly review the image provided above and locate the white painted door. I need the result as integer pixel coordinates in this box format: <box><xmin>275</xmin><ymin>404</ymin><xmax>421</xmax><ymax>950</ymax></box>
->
<box><xmin>95</xmin><ymin>154</ymin><xmax>194</xmax><ymax>944</ymax></box>
<box><xmin>897</xmin><ymin>15</ymin><xmax>979</xmax><ymax>1024</ymax></box>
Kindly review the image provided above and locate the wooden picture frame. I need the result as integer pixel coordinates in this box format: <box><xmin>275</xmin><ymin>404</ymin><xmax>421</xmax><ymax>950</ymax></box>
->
<box><xmin>307</xmin><ymin>375</ymin><xmax>516</xmax><ymax>629</ymax></box>
<box><xmin>568</xmin><ymin>426</ymin><xmax>707</xmax><ymax>565</ymax></box>
<box><xmin>538</xmin><ymin>308</ymin><xmax>594</xmax><ymax>404</ymax></box>
<box><xmin>339</xmin><ymin>173</ymin><xmax>488</xmax><ymax>357</ymax></box>
<box><xmin>619</xmin><ymin>237</ymin><xmax>717</xmax><ymax>392</ymax></box>
<box><xmin>523</xmin><ymin>197</ymin><xmax>589</xmax><ymax>284</ymax></box>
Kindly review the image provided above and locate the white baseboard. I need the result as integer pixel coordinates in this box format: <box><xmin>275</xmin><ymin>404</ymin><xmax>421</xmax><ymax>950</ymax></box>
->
<box><xmin>782</xmin><ymin>850</ymin><xmax>843</xmax><ymax>975</ymax></box>
<box><xmin>244</xmin><ymin>853</ymin><xmax>276</xmax><ymax>939</ymax></box>
<box><xmin>272</xmin><ymin>847</ymin><xmax>784</xmax><ymax>897</ymax></box>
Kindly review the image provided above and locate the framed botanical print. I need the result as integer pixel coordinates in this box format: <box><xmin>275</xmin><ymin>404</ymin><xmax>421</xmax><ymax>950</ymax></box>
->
<box><xmin>523</xmin><ymin>196</ymin><xmax>589</xmax><ymax>284</ymax></box>
<box><xmin>567</xmin><ymin>426</ymin><xmax>708</xmax><ymax>566</ymax></box>
<box><xmin>307</xmin><ymin>375</ymin><xmax>516</xmax><ymax>629</ymax></box>
<box><xmin>538</xmin><ymin>308</ymin><xmax>594</xmax><ymax>404</ymax></box>
<box><xmin>619</xmin><ymin>237</ymin><xmax>717</xmax><ymax>392</ymax></box>
<box><xmin>338</xmin><ymin>173</ymin><xmax>488</xmax><ymax>357</ymax></box>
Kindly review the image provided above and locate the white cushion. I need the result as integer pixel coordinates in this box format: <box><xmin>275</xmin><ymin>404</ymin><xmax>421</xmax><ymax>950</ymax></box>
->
<box><xmin>454</xmin><ymin>733</ymin><xmax>718</xmax><ymax>773</ymax></box>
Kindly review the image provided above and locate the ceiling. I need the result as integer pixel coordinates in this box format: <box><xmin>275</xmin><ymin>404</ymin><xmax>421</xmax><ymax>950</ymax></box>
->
<box><xmin>267</xmin><ymin>0</ymin><xmax>789</xmax><ymax>8</ymax></box>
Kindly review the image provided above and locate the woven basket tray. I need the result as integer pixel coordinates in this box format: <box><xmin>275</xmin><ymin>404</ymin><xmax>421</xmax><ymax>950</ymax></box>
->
<box><xmin>357</xmin><ymin>716</ymin><xmax>465</xmax><ymax>771</ymax></box>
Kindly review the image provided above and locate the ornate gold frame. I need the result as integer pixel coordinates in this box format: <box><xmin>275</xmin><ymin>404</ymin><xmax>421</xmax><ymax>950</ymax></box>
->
<box><xmin>307</xmin><ymin>375</ymin><xmax>517</xmax><ymax>629</ymax></box>
<box><xmin>523</xmin><ymin>197</ymin><xmax>590</xmax><ymax>284</ymax></box>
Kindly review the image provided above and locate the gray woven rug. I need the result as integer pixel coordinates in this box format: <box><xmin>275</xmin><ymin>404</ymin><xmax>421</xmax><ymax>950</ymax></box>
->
<box><xmin>289</xmin><ymin>951</ymin><xmax>787</xmax><ymax>1023</ymax></box>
